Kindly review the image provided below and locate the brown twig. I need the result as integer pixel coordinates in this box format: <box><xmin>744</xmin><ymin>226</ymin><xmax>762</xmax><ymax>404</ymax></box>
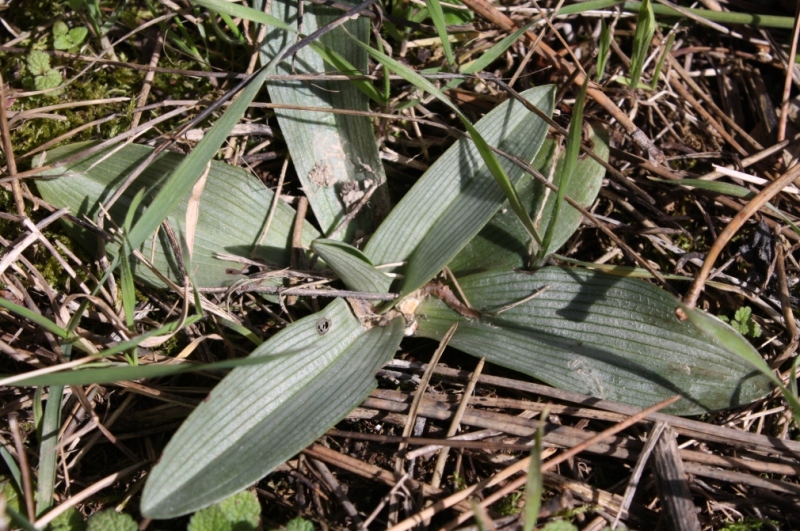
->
<box><xmin>459</xmin><ymin>0</ymin><xmax>665</xmax><ymax>164</ymax></box>
<box><xmin>683</xmin><ymin>161</ymin><xmax>800</xmax><ymax>310</ymax></box>
<box><xmin>0</xmin><ymin>73</ymin><xmax>23</xmax><ymax>216</ymax></box>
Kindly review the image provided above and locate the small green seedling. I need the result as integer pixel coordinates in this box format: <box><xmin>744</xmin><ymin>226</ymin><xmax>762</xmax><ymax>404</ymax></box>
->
<box><xmin>720</xmin><ymin>306</ymin><xmax>762</xmax><ymax>339</ymax></box>
<box><xmin>26</xmin><ymin>50</ymin><xmax>63</xmax><ymax>92</ymax></box>
<box><xmin>53</xmin><ymin>21</ymin><xmax>88</xmax><ymax>52</ymax></box>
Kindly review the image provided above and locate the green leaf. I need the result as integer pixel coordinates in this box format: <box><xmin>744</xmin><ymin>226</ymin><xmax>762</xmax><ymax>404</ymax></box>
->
<box><xmin>27</xmin><ymin>50</ymin><xmax>51</xmax><ymax>76</ymax></box>
<box><xmin>538</xmin><ymin>77</ymin><xmax>588</xmax><ymax>263</ymax></box>
<box><xmin>34</xmin><ymin>69</ymin><xmax>63</xmax><ymax>91</ymax></box>
<box><xmin>364</xmin><ymin>86</ymin><xmax>555</xmax><ymax>296</ymax></box>
<box><xmin>53</xmin><ymin>21</ymin><xmax>69</xmax><ymax>36</ymax></box>
<box><xmin>188</xmin><ymin>490</ymin><xmax>260</xmax><ymax>531</ymax></box>
<box><xmin>140</xmin><ymin>299</ymin><xmax>404</xmax><ymax>518</ymax></box>
<box><xmin>188</xmin><ymin>506</ymin><xmax>232</xmax><ymax>531</ymax></box>
<box><xmin>53</xmin><ymin>36</ymin><xmax>73</xmax><ymax>50</ymax></box>
<box><xmin>85</xmin><ymin>510</ymin><xmax>137</xmax><ymax>531</ymax></box>
<box><xmin>69</xmin><ymin>27</ymin><xmax>89</xmax><ymax>46</ymax></box>
<box><xmin>312</xmin><ymin>239</ymin><xmax>393</xmax><ymax>294</ymax></box>
<box><xmin>34</xmin><ymin>142</ymin><xmax>319</xmax><ymax>288</ymax></box>
<box><xmin>424</xmin><ymin>0</ymin><xmax>455</xmax><ymax>66</ymax></box>
<box><xmin>413</xmin><ymin>267</ymin><xmax>772</xmax><ymax>415</ymax></box>
<box><xmin>256</xmin><ymin>0</ymin><xmax>390</xmax><ymax>240</ymax></box>
<box><xmin>541</xmin><ymin>521</ymin><xmax>578</xmax><ymax>531</ymax></box>
<box><xmin>279</xmin><ymin>518</ymin><xmax>315</xmax><ymax>531</ymax></box>
<box><xmin>448</xmin><ymin>124</ymin><xmax>608</xmax><ymax>276</ymax></box>
<box><xmin>48</xmin><ymin>507</ymin><xmax>86</xmax><ymax>531</ymax></box>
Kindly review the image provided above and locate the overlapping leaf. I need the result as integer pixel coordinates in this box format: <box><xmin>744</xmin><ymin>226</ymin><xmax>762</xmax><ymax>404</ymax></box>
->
<box><xmin>312</xmin><ymin>239</ymin><xmax>393</xmax><ymax>294</ymax></box>
<box><xmin>449</xmin><ymin>124</ymin><xmax>609</xmax><ymax>275</ymax></box>
<box><xmin>34</xmin><ymin>142</ymin><xmax>318</xmax><ymax>288</ymax></box>
<box><xmin>256</xmin><ymin>0</ymin><xmax>389</xmax><ymax>239</ymax></box>
<box><xmin>141</xmin><ymin>299</ymin><xmax>404</xmax><ymax>518</ymax></box>
<box><xmin>364</xmin><ymin>86</ymin><xmax>555</xmax><ymax>295</ymax></box>
<box><xmin>413</xmin><ymin>267</ymin><xmax>772</xmax><ymax>415</ymax></box>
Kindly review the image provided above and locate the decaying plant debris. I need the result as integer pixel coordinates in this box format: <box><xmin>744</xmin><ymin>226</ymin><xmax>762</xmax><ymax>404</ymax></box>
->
<box><xmin>2</xmin><ymin>0</ymin><xmax>800</xmax><ymax>529</ymax></box>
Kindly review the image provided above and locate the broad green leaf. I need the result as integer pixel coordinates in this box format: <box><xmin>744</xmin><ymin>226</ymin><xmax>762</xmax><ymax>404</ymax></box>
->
<box><xmin>125</xmin><ymin>44</ymin><xmax>288</xmax><ymax>254</ymax></box>
<box><xmin>256</xmin><ymin>0</ymin><xmax>390</xmax><ymax>240</ymax></box>
<box><xmin>140</xmin><ymin>299</ymin><xmax>404</xmax><ymax>518</ymax></box>
<box><xmin>47</xmin><ymin>506</ymin><xmax>85</xmax><ymax>531</ymax></box>
<box><xmin>34</xmin><ymin>142</ymin><xmax>318</xmax><ymax>288</ymax></box>
<box><xmin>188</xmin><ymin>490</ymin><xmax>260</xmax><ymax>531</ymax></box>
<box><xmin>413</xmin><ymin>268</ymin><xmax>772</xmax><ymax>415</ymax></box>
<box><xmin>26</xmin><ymin>50</ymin><xmax>51</xmax><ymax>76</ymax></box>
<box><xmin>312</xmin><ymin>239</ymin><xmax>393</xmax><ymax>293</ymax></box>
<box><xmin>364</xmin><ymin>86</ymin><xmax>555</xmax><ymax>296</ymax></box>
<box><xmin>86</xmin><ymin>510</ymin><xmax>137</xmax><ymax>531</ymax></box>
<box><xmin>681</xmin><ymin>302</ymin><xmax>800</xmax><ymax>424</ymax></box>
<box><xmin>448</xmin><ymin>124</ymin><xmax>608</xmax><ymax>275</ymax></box>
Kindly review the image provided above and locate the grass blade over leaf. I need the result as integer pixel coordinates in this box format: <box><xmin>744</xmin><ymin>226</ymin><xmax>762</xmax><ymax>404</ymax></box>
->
<box><xmin>364</xmin><ymin>86</ymin><xmax>555</xmax><ymax>296</ymax></box>
<box><xmin>35</xmin><ymin>142</ymin><xmax>318</xmax><ymax>288</ymax></box>
<box><xmin>257</xmin><ymin>0</ymin><xmax>390</xmax><ymax>240</ymax></box>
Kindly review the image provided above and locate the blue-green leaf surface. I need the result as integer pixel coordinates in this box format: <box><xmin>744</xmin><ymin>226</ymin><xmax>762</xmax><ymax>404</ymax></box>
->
<box><xmin>364</xmin><ymin>86</ymin><xmax>555</xmax><ymax>295</ymax></box>
<box><xmin>312</xmin><ymin>239</ymin><xmax>393</xmax><ymax>293</ymax></box>
<box><xmin>140</xmin><ymin>299</ymin><xmax>404</xmax><ymax>518</ymax></box>
<box><xmin>413</xmin><ymin>267</ymin><xmax>772</xmax><ymax>415</ymax></box>
<box><xmin>256</xmin><ymin>0</ymin><xmax>389</xmax><ymax>239</ymax></box>
<box><xmin>34</xmin><ymin>142</ymin><xmax>318</xmax><ymax>288</ymax></box>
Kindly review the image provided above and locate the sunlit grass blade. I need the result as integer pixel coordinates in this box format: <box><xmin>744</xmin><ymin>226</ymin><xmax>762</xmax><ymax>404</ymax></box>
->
<box><xmin>0</xmin><ymin>297</ymin><xmax>70</xmax><ymax>340</ymax></box>
<box><xmin>0</xmin><ymin>445</ymin><xmax>23</xmax><ymax>495</ymax></box>
<box><xmin>192</xmin><ymin>0</ymin><xmax>293</xmax><ymax>32</ymax></box>
<box><xmin>626</xmin><ymin>0</ymin><xmax>654</xmax><ymax>89</ymax></box>
<box><xmin>597</xmin><ymin>19</ymin><xmax>611</xmax><ymax>81</ymax></box>
<box><xmin>424</xmin><ymin>0</ymin><xmax>455</xmax><ymax>66</ymax></box>
<box><xmin>449</xmin><ymin>21</ymin><xmax>534</xmax><ymax>90</ymax></box>
<box><xmin>35</xmin><ymin>384</ymin><xmax>63</xmax><ymax>514</ymax></box>
<box><xmin>538</xmin><ymin>78</ymin><xmax>588</xmax><ymax>263</ymax></box>
<box><xmin>680</xmin><ymin>304</ymin><xmax>800</xmax><ymax>425</ymax></box>
<box><xmin>522</xmin><ymin>405</ymin><xmax>547</xmax><ymax>531</ymax></box>
<box><xmin>364</xmin><ymin>86</ymin><xmax>554</xmax><ymax>297</ymax></box>
<box><xmin>125</xmin><ymin>43</ymin><xmax>290</xmax><ymax>252</ymax></box>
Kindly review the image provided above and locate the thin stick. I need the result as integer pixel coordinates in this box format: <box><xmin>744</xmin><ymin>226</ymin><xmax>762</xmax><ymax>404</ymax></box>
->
<box><xmin>8</xmin><ymin>414</ymin><xmax>35</xmax><ymax>521</ymax></box>
<box><xmin>683</xmin><ymin>162</ymin><xmax>800</xmax><ymax>310</ymax></box>
<box><xmin>0</xmin><ymin>73</ymin><xmax>23</xmax><ymax>215</ymax></box>
<box><xmin>430</xmin><ymin>356</ymin><xmax>485</xmax><ymax>489</ymax></box>
<box><xmin>459</xmin><ymin>0</ymin><xmax>665</xmax><ymax>164</ymax></box>
<box><xmin>387</xmin><ymin>395</ymin><xmax>680</xmax><ymax>531</ymax></box>
<box><xmin>34</xmin><ymin>462</ymin><xmax>145</xmax><ymax>529</ymax></box>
